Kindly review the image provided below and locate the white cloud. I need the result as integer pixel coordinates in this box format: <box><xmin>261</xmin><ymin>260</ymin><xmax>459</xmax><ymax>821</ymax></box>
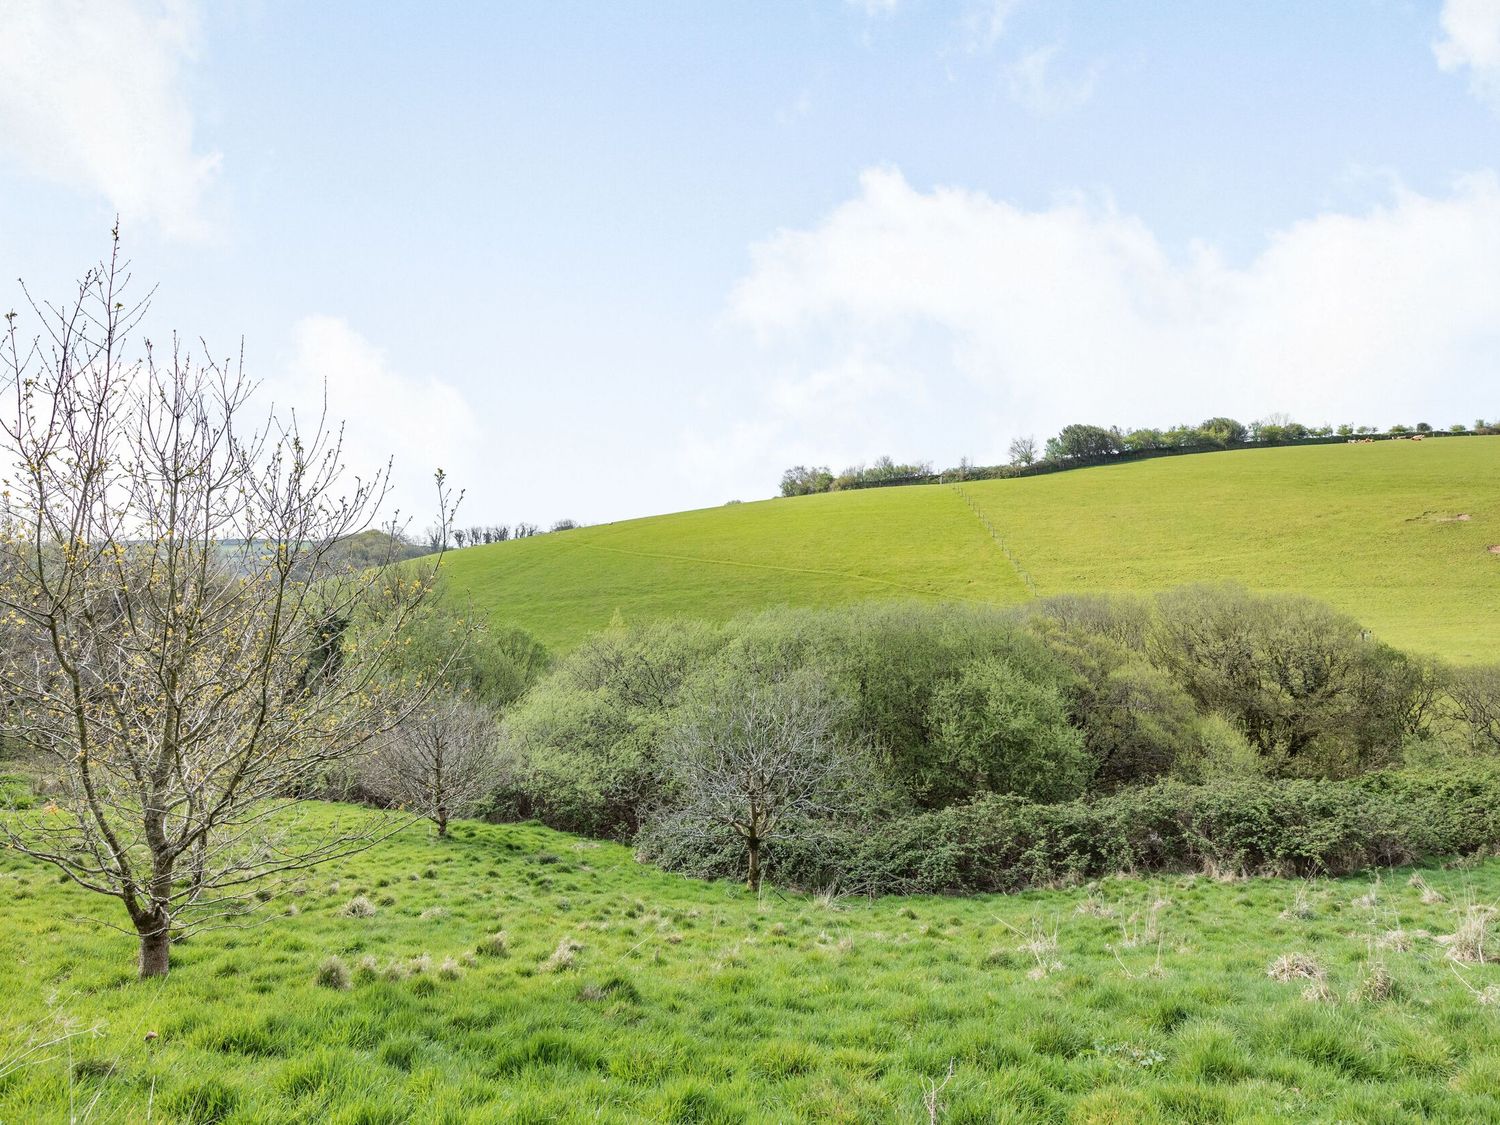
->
<box><xmin>0</xmin><ymin>0</ymin><xmax>219</xmax><ymax>238</ymax></box>
<box><xmin>727</xmin><ymin>167</ymin><xmax>1500</xmax><ymax>465</ymax></box>
<box><xmin>1007</xmin><ymin>44</ymin><xmax>1097</xmax><ymax>115</ymax></box>
<box><xmin>1435</xmin><ymin>0</ymin><xmax>1500</xmax><ymax>110</ymax></box>
<box><xmin>267</xmin><ymin>317</ymin><xmax>484</xmax><ymax>533</ymax></box>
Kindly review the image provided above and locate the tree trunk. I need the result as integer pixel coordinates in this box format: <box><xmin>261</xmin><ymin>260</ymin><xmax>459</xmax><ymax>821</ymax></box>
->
<box><xmin>746</xmin><ymin>837</ymin><xmax>761</xmax><ymax>893</ymax></box>
<box><xmin>436</xmin><ymin>809</ymin><xmax>449</xmax><ymax>838</ymax></box>
<box><xmin>137</xmin><ymin>918</ymin><xmax>171</xmax><ymax>979</ymax></box>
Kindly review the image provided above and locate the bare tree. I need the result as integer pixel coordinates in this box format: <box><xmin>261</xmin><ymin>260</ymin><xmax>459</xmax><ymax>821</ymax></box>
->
<box><xmin>660</xmin><ymin>675</ymin><xmax>853</xmax><ymax>892</ymax></box>
<box><xmin>1450</xmin><ymin>666</ymin><xmax>1500</xmax><ymax>753</ymax></box>
<box><xmin>0</xmin><ymin>232</ymin><xmax>457</xmax><ymax>978</ymax></box>
<box><xmin>365</xmin><ymin>694</ymin><xmax>498</xmax><ymax>837</ymax></box>
<box><xmin>1007</xmin><ymin>435</ymin><xmax>1037</xmax><ymax>466</ymax></box>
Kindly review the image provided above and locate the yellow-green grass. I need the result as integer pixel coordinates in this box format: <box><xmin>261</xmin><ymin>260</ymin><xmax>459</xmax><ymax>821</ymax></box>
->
<box><xmin>441</xmin><ymin>485</ymin><xmax>1026</xmax><ymax>653</ymax></box>
<box><xmin>4</xmin><ymin>805</ymin><xmax>1500</xmax><ymax>1122</ymax></box>
<box><xmin>444</xmin><ymin>437</ymin><xmax>1500</xmax><ymax>662</ymax></box>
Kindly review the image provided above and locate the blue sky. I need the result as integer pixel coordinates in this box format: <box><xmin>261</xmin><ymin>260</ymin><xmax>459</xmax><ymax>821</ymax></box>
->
<box><xmin>3</xmin><ymin>0</ymin><xmax>1499</xmax><ymax>527</ymax></box>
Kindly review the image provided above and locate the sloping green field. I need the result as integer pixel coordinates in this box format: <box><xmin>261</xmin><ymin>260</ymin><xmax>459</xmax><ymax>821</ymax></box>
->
<box><xmin>5</xmin><ymin>806</ymin><xmax>1500</xmax><ymax>1123</ymax></box>
<box><xmin>445</xmin><ymin>438</ymin><xmax>1500</xmax><ymax>661</ymax></box>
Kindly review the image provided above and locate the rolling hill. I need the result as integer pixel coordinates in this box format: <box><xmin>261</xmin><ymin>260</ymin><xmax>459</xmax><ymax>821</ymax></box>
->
<box><xmin>442</xmin><ymin>437</ymin><xmax>1500</xmax><ymax>663</ymax></box>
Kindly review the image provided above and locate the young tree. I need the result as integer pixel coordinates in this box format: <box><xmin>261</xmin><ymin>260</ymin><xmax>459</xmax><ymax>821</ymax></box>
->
<box><xmin>366</xmin><ymin>695</ymin><xmax>498</xmax><ymax>837</ymax></box>
<box><xmin>1007</xmin><ymin>435</ymin><xmax>1038</xmax><ymax>466</ymax></box>
<box><xmin>660</xmin><ymin>674</ymin><xmax>853</xmax><ymax>892</ymax></box>
<box><xmin>0</xmin><ymin>234</ymin><xmax>455</xmax><ymax>978</ymax></box>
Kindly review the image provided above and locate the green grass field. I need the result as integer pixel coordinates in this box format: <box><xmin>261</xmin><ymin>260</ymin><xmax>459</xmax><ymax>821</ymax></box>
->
<box><xmin>443</xmin><ymin>438</ymin><xmax>1500</xmax><ymax>662</ymax></box>
<box><xmin>4</xmin><ymin>805</ymin><xmax>1500</xmax><ymax>1123</ymax></box>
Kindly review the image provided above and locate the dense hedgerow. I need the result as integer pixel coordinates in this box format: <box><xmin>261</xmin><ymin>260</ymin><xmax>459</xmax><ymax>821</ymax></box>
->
<box><xmin>489</xmin><ymin>587</ymin><xmax>1495</xmax><ymax>893</ymax></box>
<box><xmin>637</xmin><ymin>762</ymin><xmax>1500</xmax><ymax>895</ymax></box>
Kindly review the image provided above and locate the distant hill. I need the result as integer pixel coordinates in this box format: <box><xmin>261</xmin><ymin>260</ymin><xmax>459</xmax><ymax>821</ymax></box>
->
<box><xmin>440</xmin><ymin>437</ymin><xmax>1500</xmax><ymax>662</ymax></box>
<box><xmin>215</xmin><ymin>529</ymin><xmax>425</xmax><ymax>576</ymax></box>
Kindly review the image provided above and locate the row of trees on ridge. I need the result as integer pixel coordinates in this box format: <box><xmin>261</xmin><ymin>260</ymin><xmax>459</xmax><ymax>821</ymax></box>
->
<box><xmin>781</xmin><ymin>414</ymin><xmax>1500</xmax><ymax>495</ymax></box>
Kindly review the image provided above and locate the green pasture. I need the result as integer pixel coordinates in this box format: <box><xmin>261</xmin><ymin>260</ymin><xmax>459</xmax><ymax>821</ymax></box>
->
<box><xmin>443</xmin><ymin>437</ymin><xmax>1500</xmax><ymax>661</ymax></box>
<box><xmin>4</xmin><ymin>805</ymin><xmax>1500</xmax><ymax>1123</ymax></box>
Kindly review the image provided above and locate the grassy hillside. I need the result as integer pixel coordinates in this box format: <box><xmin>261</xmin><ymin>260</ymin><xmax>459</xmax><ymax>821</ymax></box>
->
<box><xmin>444</xmin><ymin>437</ymin><xmax>1500</xmax><ymax>662</ymax></box>
<box><xmin>5</xmin><ymin>805</ymin><xmax>1500</xmax><ymax>1123</ymax></box>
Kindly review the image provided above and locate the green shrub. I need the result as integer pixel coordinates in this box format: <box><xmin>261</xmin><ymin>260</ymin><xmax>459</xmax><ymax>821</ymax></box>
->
<box><xmin>1149</xmin><ymin>585</ymin><xmax>1436</xmax><ymax>777</ymax></box>
<box><xmin>0</xmin><ymin>773</ymin><xmax>35</xmax><ymax>810</ymax></box>
<box><xmin>925</xmin><ymin>657</ymin><xmax>1088</xmax><ymax>803</ymax></box>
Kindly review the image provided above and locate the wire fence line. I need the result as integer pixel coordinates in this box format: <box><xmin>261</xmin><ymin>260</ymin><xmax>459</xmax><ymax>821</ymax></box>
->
<box><xmin>952</xmin><ymin>485</ymin><xmax>1037</xmax><ymax>597</ymax></box>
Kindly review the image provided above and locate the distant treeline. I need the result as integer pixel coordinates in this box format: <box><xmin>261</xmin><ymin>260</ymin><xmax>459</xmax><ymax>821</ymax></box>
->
<box><xmin>426</xmin><ymin>519</ymin><xmax>581</xmax><ymax>551</ymax></box>
<box><xmin>779</xmin><ymin>414</ymin><xmax>1500</xmax><ymax>497</ymax></box>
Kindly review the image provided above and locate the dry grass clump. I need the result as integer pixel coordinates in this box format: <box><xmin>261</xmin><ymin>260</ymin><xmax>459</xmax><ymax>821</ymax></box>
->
<box><xmin>355</xmin><ymin>955</ymin><xmax>381</xmax><ymax>983</ymax></box>
<box><xmin>316</xmin><ymin>956</ymin><xmax>351</xmax><ymax>990</ymax></box>
<box><xmin>438</xmin><ymin>957</ymin><xmax>462</xmax><ymax>980</ymax></box>
<box><xmin>340</xmin><ymin>895</ymin><xmax>377</xmax><ymax>918</ymax></box>
<box><xmin>1075</xmin><ymin>896</ymin><xmax>1115</xmax><ymax>918</ymax></box>
<box><xmin>1301</xmin><ymin>979</ymin><xmax>1337</xmax><ymax>1003</ymax></box>
<box><xmin>1267</xmin><ymin>952</ymin><xmax>1325</xmax><ymax>982</ymax></box>
<box><xmin>1376</xmin><ymin>928</ymin><xmax>1413</xmax><ymax>952</ymax></box>
<box><xmin>419</xmin><ymin>906</ymin><xmax>448</xmax><ymax>920</ymax></box>
<box><xmin>1017</xmin><ymin>921</ymin><xmax>1058</xmax><ymax>957</ymax></box>
<box><xmin>1408</xmin><ymin>874</ymin><xmax>1447</xmax><ymax>905</ymax></box>
<box><xmin>1440</xmin><ymin>905</ymin><xmax>1497</xmax><ymax>964</ymax></box>
<box><xmin>1002</xmin><ymin>916</ymin><xmax>1065</xmax><ymax>979</ymax></box>
<box><xmin>814</xmin><ymin>888</ymin><xmax>846</xmax><ymax>911</ymax></box>
<box><xmin>1351</xmin><ymin>960</ymin><xmax>1395</xmax><ymax>1003</ymax></box>
<box><xmin>1347</xmin><ymin>874</ymin><xmax>1382</xmax><ymax>912</ymax></box>
<box><xmin>1450</xmin><ymin>963</ymin><xmax>1500</xmax><ymax>1007</ymax></box>
<box><xmin>1117</xmin><ymin>899</ymin><xmax>1167</xmax><ymax>949</ymax></box>
<box><xmin>1279</xmin><ymin>883</ymin><xmax>1317</xmax><ymax>921</ymax></box>
<box><xmin>541</xmin><ymin>937</ymin><xmax>583</xmax><ymax>973</ymax></box>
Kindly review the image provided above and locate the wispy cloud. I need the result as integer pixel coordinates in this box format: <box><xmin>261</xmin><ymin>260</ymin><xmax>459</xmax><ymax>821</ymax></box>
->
<box><xmin>1007</xmin><ymin>44</ymin><xmax>1097</xmax><ymax>115</ymax></box>
<box><xmin>961</xmin><ymin>0</ymin><xmax>1021</xmax><ymax>53</ymax></box>
<box><xmin>0</xmin><ymin>0</ymin><xmax>220</xmax><ymax>239</ymax></box>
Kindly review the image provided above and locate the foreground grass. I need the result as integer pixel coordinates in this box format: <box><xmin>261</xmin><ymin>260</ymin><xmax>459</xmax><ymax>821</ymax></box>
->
<box><xmin>4</xmin><ymin>806</ymin><xmax>1500</xmax><ymax>1122</ymax></box>
<box><xmin>442</xmin><ymin>437</ymin><xmax>1500</xmax><ymax>662</ymax></box>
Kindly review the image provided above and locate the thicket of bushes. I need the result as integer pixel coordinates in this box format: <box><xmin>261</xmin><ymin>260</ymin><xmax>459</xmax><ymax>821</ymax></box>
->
<box><xmin>485</xmin><ymin>587</ymin><xmax>1500</xmax><ymax>892</ymax></box>
<box><xmin>641</xmin><ymin>764</ymin><xmax>1500</xmax><ymax>895</ymax></box>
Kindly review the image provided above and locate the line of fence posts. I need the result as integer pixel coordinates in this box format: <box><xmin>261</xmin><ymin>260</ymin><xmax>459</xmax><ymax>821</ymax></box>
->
<box><xmin>952</xmin><ymin>485</ymin><xmax>1037</xmax><ymax>596</ymax></box>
